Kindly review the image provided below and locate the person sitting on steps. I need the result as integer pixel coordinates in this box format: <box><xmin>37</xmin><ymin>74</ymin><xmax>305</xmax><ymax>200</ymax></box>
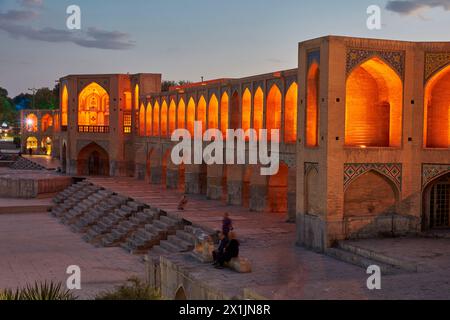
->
<box><xmin>215</xmin><ymin>231</ymin><xmax>240</xmax><ymax>269</ymax></box>
<box><xmin>212</xmin><ymin>231</ymin><xmax>229</xmax><ymax>267</ymax></box>
<box><xmin>177</xmin><ymin>195</ymin><xmax>188</xmax><ymax>210</ymax></box>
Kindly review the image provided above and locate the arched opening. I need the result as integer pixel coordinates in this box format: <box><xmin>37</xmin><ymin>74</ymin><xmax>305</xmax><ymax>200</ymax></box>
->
<box><xmin>306</xmin><ymin>63</ymin><xmax>319</xmax><ymax>147</ymax></box>
<box><xmin>61</xmin><ymin>85</ymin><xmax>68</xmax><ymax>127</ymax></box>
<box><xmin>26</xmin><ymin>136</ymin><xmax>38</xmax><ymax>151</ymax></box>
<box><xmin>153</xmin><ymin>101</ymin><xmax>160</xmax><ymax>136</ymax></box>
<box><xmin>242</xmin><ymin>89</ymin><xmax>251</xmax><ymax>132</ymax></box>
<box><xmin>344</xmin><ymin>171</ymin><xmax>398</xmax><ymax>238</ymax></box>
<box><xmin>178</xmin><ymin>98</ymin><xmax>186</xmax><ymax>129</ymax></box>
<box><xmin>41</xmin><ymin>137</ymin><xmax>52</xmax><ymax>156</ymax></box>
<box><xmin>25</xmin><ymin>114</ymin><xmax>38</xmax><ymax>132</ymax></box>
<box><xmin>220</xmin><ymin>92</ymin><xmax>229</xmax><ymax>134</ymax></box>
<box><xmin>77</xmin><ymin>142</ymin><xmax>110</xmax><ymax>176</ymax></box>
<box><xmin>139</xmin><ymin>103</ymin><xmax>146</xmax><ymax>136</ymax></box>
<box><xmin>268</xmin><ymin>163</ymin><xmax>288</xmax><ymax>214</ymax></box>
<box><xmin>345</xmin><ymin>57</ymin><xmax>403</xmax><ymax>147</ymax></box>
<box><xmin>424</xmin><ymin>65</ymin><xmax>450</xmax><ymax>148</ymax></box>
<box><xmin>134</xmin><ymin>85</ymin><xmax>139</xmax><ymax>110</ymax></box>
<box><xmin>423</xmin><ymin>172</ymin><xmax>450</xmax><ymax>230</ymax></box>
<box><xmin>187</xmin><ymin>98</ymin><xmax>196</xmax><ymax>136</ymax></box>
<box><xmin>253</xmin><ymin>87</ymin><xmax>264</xmax><ymax>139</ymax></box>
<box><xmin>175</xmin><ymin>287</ymin><xmax>187</xmax><ymax>300</ymax></box>
<box><xmin>61</xmin><ymin>143</ymin><xmax>67</xmax><ymax>173</ymax></box>
<box><xmin>208</xmin><ymin>94</ymin><xmax>219</xmax><ymax>129</ymax></box>
<box><xmin>197</xmin><ymin>96</ymin><xmax>207</xmax><ymax>133</ymax></box>
<box><xmin>78</xmin><ymin>82</ymin><xmax>110</xmax><ymax>127</ymax></box>
<box><xmin>41</xmin><ymin>114</ymin><xmax>53</xmax><ymax>132</ymax></box>
<box><xmin>169</xmin><ymin>99</ymin><xmax>176</xmax><ymax>134</ymax></box>
<box><xmin>242</xmin><ymin>166</ymin><xmax>251</xmax><ymax>208</ymax></box>
<box><xmin>230</xmin><ymin>91</ymin><xmax>240</xmax><ymax>130</ymax></box>
<box><xmin>146</xmin><ymin>103</ymin><xmax>152</xmax><ymax>136</ymax></box>
<box><xmin>161</xmin><ymin>100</ymin><xmax>168</xmax><ymax>137</ymax></box>
<box><xmin>266</xmin><ymin>85</ymin><xmax>282</xmax><ymax>140</ymax></box>
<box><xmin>123</xmin><ymin>91</ymin><xmax>132</xmax><ymax>111</ymax></box>
<box><xmin>285</xmin><ymin>83</ymin><xmax>298</xmax><ymax>143</ymax></box>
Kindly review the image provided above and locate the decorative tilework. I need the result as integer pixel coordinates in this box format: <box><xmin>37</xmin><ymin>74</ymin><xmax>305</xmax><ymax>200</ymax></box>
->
<box><xmin>422</xmin><ymin>164</ymin><xmax>450</xmax><ymax>187</ymax></box>
<box><xmin>346</xmin><ymin>49</ymin><xmax>405</xmax><ymax>79</ymax></box>
<box><xmin>344</xmin><ymin>163</ymin><xmax>402</xmax><ymax>190</ymax></box>
<box><xmin>424</xmin><ymin>52</ymin><xmax>450</xmax><ymax>81</ymax></box>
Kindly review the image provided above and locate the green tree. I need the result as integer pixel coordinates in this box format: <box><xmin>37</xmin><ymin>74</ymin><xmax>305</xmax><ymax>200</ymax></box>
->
<box><xmin>34</xmin><ymin>87</ymin><xmax>58</xmax><ymax>110</ymax></box>
<box><xmin>0</xmin><ymin>87</ymin><xmax>18</xmax><ymax>126</ymax></box>
<box><xmin>161</xmin><ymin>80</ymin><xmax>193</xmax><ymax>92</ymax></box>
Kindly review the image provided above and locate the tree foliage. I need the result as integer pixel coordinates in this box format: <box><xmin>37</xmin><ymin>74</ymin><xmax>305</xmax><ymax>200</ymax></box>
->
<box><xmin>161</xmin><ymin>80</ymin><xmax>192</xmax><ymax>92</ymax></box>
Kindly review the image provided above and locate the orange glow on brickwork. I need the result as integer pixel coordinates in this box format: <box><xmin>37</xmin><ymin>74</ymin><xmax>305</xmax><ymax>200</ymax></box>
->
<box><xmin>266</xmin><ymin>85</ymin><xmax>282</xmax><ymax>140</ymax></box>
<box><xmin>146</xmin><ymin>103</ymin><xmax>152</xmax><ymax>136</ymax></box>
<box><xmin>161</xmin><ymin>100</ymin><xmax>168</xmax><ymax>137</ymax></box>
<box><xmin>41</xmin><ymin>114</ymin><xmax>53</xmax><ymax>132</ymax></box>
<box><xmin>139</xmin><ymin>103</ymin><xmax>146</xmax><ymax>136</ymax></box>
<box><xmin>253</xmin><ymin>87</ymin><xmax>264</xmax><ymax>139</ymax></box>
<box><xmin>230</xmin><ymin>91</ymin><xmax>240</xmax><ymax>130</ymax></box>
<box><xmin>123</xmin><ymin>91</ymin><xmax>132</xmax><ymax>111</ymax></box>
<box><xmin>134</xmin><ymin>85</ymin><xmax>139</xmax><ymax>110</ymax></box>
<box><xmin>78</xmin><ymin>82</ymin><xmax>109</xmax><ymax>126</ymax></box>
<box><xmin>187</xmin><ymin>98</ymin><xmax>195</xmax><ymax>135</ymax></box>
<box><xmin>208</xmin><ymin>94</ymin><xmax>219</xmax><ymax>130</ymax></box>
<box><xmin>178</xmin><ymin>98</ymin><xmax>186</xmax><ymax>129</ymax></box>
<box><xmin>153</xmin><ymin>100</ymin><xmax>160</xmax><ymax>136</ymax></box>
<box><xmin>25</xmin><ymin>113</ymin><xmax>38</xmax><ymax>132</ymax></box>
<box><xmin>221</xmin><ymin>92</ymin><xmax>229</xmax><ymax>133</ymax></box>
<box><xmin>197</xmin><ymin>96</ymin><xmax>207</xmax><ymax>132</ymax></box>
<box><xmin>169</xmin><ymin>99</ymin><xmax>176</xmax><ymax>134</ymax></box>
<box><xmin>306</xmin><ymin>63</ymin><xmax>319</xmax><ymax>147</ymax></box>
<box><xmin>242</xmin><ymin>89</ymin><xmax>251</xmax><ymax>132</ymax></box>
<box><xmin>345</xmin><ymin>57</ymin><xmax>403</xmax><ymax>147</ymax></box>
<box><xmin>285</xmin><ymin>83</ymin><xmax>298</xmax><ymax>143</ymax></box>
<box><xmin>424</xmin><ymin>65</ymin><xmax>450</xmax><ymax>148</ymax></box>
<box><xmin>61</xmin><ymin>85</ymin><xmax>68</xmax><ymax>126</ymax></box>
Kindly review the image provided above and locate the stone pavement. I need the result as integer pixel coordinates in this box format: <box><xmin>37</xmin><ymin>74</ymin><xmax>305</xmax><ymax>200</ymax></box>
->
<box><xmin>87</xmin><ymin>177</ymin><xmax>450</xmax><ymax>300</ymax></box>
<box><xmin>22</xmin><ymin>155</ymin><xmax>60</xmax><ymax>170</ymax></box>
<box><xmin>0</xmin><ymin>211</ymin><xmax>144</xmax><ymax>299</ymax></box>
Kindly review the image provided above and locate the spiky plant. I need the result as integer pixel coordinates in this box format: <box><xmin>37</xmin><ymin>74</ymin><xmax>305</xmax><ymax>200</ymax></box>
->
<box><xmin>95</xmin><ymin>277</ymin><xmax>160</xmax><ymax>300</ymax></box>
<box><xmin>0</xmin><ymin>281</ymin><xmax>77</xmax><ymax>300</ymax></box>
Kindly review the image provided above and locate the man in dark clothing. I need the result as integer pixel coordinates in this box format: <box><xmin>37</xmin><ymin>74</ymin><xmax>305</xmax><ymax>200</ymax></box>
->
<box><xmin>216</xmin><ymin>231</ymin><xmax>239</xmax><ymax>269</ymax></box>
<box><xmin>212</xmin><ymin>231</ymin><xmax>229</xmax><ymax>266</ymax></box>
<box><xmin>222</xmin><ymin>212</ymin><xmax>233</xmax><ymax>237</ymax></box>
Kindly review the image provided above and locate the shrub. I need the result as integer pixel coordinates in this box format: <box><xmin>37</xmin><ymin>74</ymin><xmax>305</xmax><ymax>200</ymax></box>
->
<box><xmin>95</xmin><ymin>277</ymin><xmax>160</xmax><ymax>300</ymax></box>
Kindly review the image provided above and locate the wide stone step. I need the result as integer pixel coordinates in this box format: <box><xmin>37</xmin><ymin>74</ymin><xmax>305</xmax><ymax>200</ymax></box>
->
<box><xmin>167</xmin><ymin>235</ymin><xmax>194</xmax><ymax>251</ymax></box>
<box><xmin>325</xmin><ymin>248</ymin><xmax>404</xmax><ymax>275</ymax></box>
<box><xmin>149</xmin><ymin>245</ymin><xmax>171</xmax><ymax>257</ymax></box>
<box><xmin>175</xmin><ymin>230</ymin><xmax>197</xmax><ymax>244</ymax></box>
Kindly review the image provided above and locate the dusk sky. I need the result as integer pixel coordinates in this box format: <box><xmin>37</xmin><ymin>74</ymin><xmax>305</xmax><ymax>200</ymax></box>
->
<box><xmin>1</xmin><ymin>0</ymin><xmax>450</xmax><ymax>96</ymax></box>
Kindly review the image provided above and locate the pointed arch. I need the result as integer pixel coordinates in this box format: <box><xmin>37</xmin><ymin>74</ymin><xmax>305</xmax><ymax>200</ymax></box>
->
<box><xmin>208</xmin><ymin>94</ymin><xmax>219</xmax><ymax>129</ymax></box>
<box><xmin>220</xmin><ymin>92</ymin><xmax>229</xmax><ymax>133</ymax></box>
<box><xmin>61</xmin><ymin>85</ymin><xmax>68</xmax><ymax>126</ymax></box>
<box><xmin>169</xmin><ymin>99</ymin><xmax>176</xmax><ymax>134</ymax></box>
<box><xmin>187</xmin><ymin>97</ymin><xmax>195</xmax><ymax>136</ymax></box>
<box><xmin>266</xmin><ymin>85</ymin><xmax>282</xmax><ymax>140</ymax></box>
<box><xmin>77</xmin><ymin>142</ymin><xmax>110</xmax><ymax>176</ymax></box>
<box><xmin>178</xmin><ymin>98</ymin><xmax>186</xmax><ymax>129</ymax></box>
<box><xmin>134</xmin><ymin>84</ymin><xmax>139</xmax><ymax>110</ymax></box>
<box><xmin>197</xmin><ymin>95</ymin><xmax>207</xmax><ymax>132</ymax></box>
<box><xmin>424</xmin><ymin>64</ymin><xmax>450</xmax><ymax>148</ymax></box>
<box><xmin>161</xmin><ymin>100</ymin><xmax>168</xmax><ymax>137</ymax></box>
<box><xmin>345</xmin><ymin>57</ymin><xmax>403</xmax><ymax>147</ymax></box>
<box><xmin>41</xmin><ymin>113</ymin><xmax>53</xmax><ymax>132</ymax></box>
<box><xmin>306</xmin><ymin>63</ymin><xmax>319</xmax><ymax>147</ymax></box>
<box><xmin>153</xmin><ymin>100</ymin><xmax>160</xmax><ymax>136</ymax></box>
<box><xmin>78</xmin><ymin>82</ymin><xmax>110</xmax><ymax>126</ymax></box>
<box><xmin>139</xmin><ymin>103</ymin><xmax>146</xmax><ymax>136</ymax></box>
<box><xmin>146</xmin><ymin>102</ymin><xmax>152</xmax><ymax>136</ymax></box>
<box><xmin>253</xmin><ymin>87</ymin><xmax>264</xmax><ymax>139</ymax></box>
<box><xmin>242</xmin><ymin>88</ymin><xmax>251</xmax><ymax>132</ymax></box>
<box><xmin>285</xmin><ymin>82</ymin><xmax>298</xmax><ymax>143</ymax></box>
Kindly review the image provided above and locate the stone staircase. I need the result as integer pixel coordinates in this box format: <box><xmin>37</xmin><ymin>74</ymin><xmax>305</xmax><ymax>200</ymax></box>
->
<box><xmin>326</xmin><ymin>241</ymin><xmax>418</xmax><ymax>274</ymax></box>
<box><xmin>10</xmin><ymin>157</ymin><xmax>46</xmax><ymax>171</ymax></box>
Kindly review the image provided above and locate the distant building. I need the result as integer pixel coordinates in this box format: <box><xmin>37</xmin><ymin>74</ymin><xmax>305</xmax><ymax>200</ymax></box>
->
<box><xmin>21</xmin><ymin>109</ymin><xmax>59</xmax><ymax>156</ymax></box>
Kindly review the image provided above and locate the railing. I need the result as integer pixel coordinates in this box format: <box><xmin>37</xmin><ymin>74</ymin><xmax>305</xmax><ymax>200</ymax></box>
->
<box><xmin>78</xmin><ymin>125</ymin><xmax>110</xmax><ymax>133</ymax></box>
